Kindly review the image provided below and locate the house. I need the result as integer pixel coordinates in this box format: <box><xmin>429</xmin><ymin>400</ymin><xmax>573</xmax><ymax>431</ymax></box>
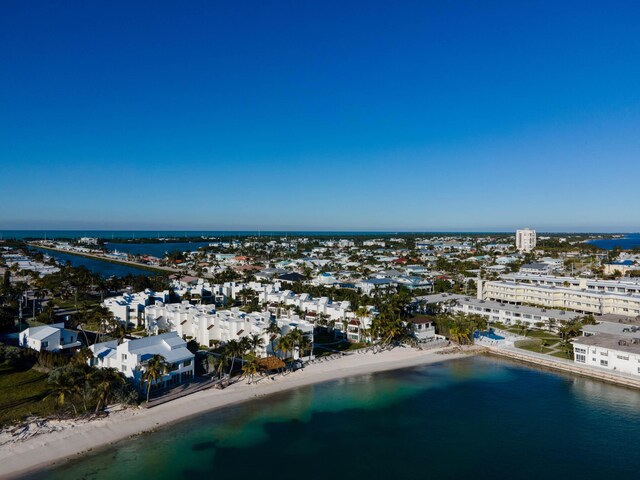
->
<box><xmin>19</xmin><ymin>323</ymin><xmax>81</xmax><ymax>352</ymax></box>
<box><xmin>408</xmin><ymin>317</ymin><xmax>437</xmax><ymax>342</ymax></box>
<box><xmin>89</xmin><ymin>332</ymin><xmax>195</xmax><ymax>387</ymax></box>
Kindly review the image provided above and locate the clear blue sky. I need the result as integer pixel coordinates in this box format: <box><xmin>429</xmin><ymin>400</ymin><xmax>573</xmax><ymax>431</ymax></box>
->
<box><xmin>1</xmin><ymin>0</ymin><xmax>639</xmax><ymax>232</ymax></box>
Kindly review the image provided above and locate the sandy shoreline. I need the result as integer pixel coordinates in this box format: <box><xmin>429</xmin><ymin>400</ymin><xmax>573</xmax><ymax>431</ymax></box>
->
<box><xmin>0</xmin><ymin>346</ymin><xmax>473</xmax><ymax>479</ymax></box>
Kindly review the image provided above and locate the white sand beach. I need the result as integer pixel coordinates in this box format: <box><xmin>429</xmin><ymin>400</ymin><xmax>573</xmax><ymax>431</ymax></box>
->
<box><xmin>0</xmin><ymin>346</ymin><xmax>473</xmax><ymax>479</ymax></box>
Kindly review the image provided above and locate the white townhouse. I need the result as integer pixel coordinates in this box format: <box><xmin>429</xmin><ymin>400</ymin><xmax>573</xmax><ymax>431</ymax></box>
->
<box><xmin>572</xmin><ymin>334</ymin><xmax>640</xmax><ymax>377</ymax></box>
<box><xmin>102</xmin><ymin>290</ymin><xmax>170</xmax><ymax>326</ymax></box>
<box><xmin>144</xmin><ymin>302</ymin><xmax>314</xmax><ymax>358</ymax></box>
<box><xmin>90</xmin><ymin>332</ymin><xmax>195</xmax><ymax>386</ymax></box>
<box><xmin>19</xmin><ymin>323</ymin><xmax>82</xmax><ymax>352</ymax></box>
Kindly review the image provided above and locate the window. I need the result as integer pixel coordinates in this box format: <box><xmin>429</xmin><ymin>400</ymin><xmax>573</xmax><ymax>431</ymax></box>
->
<box><xmin>576</xmin><ymin>354</ymin><xmax>586</xmax><ymax>363</ymax></box>
<box><xmin>617</xmin><ymin>355</ymin><xmax>629</xmax><ymax>361</ymax></box>
<box><xmin>183</xmin><ymin>359</ymin><xmax>192</xmax><ymax>367</ymax></box>
<box><xmin>575</xmin><ymin>347</ymin><xmax>586</xmax><ymax>354</ymax></box>
<box><xmin>600</xmin><ymin>360</ymin><xmax>608</xmax><ymax>366</ymax></box>
<box><xmin>121</xmin><ymin>354</ymin><xmax>127</xmax><ymax>361</ymax></box>
<box><xmin>42</xmin><ymin>341</ymin><xmax>49</xmax><ymax>348</ymax></box>
<box><xmin>121</xmin><ymin>365</ymin><xmax>127</xmax><ymax>372</ymax></box>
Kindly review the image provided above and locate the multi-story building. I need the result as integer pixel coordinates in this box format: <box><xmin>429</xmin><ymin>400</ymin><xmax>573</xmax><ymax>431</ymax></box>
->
<box><xmin>516</xmin><ymin>228</ymin><xmax>537</xmax><ymax>252</ymax></box>
<box><xmin>144</xmin><ymin>302</ymin><xmax>313</xmax><ymax>358</ymax></box>
<box><xmin>479</xmin><ymin>274</ymin><xmax>640</xmax><ymax>317</ymax></box>
<box><xmin>572</xmin><ymin>334</ymin><xmax>640</xmax><ymax>377</ymax></box>
<box><xmin>89</xmin><ymin>332</ymin><xmax>195</xmax><ymax>387</ymax></box>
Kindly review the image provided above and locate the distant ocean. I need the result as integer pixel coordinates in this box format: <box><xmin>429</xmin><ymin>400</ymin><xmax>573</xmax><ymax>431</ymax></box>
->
<box><xmin>587</xmin><ymin>234</ymin><xmax>640</xmax><ymax>250</ymax></box>
<box><xmin>0</xmin><ymin>230</ymin><xmax>513</xmax><ymax>240</ymax></box>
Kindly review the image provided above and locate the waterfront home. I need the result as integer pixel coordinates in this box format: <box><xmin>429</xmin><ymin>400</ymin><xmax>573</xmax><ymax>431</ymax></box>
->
<box><xmin>408</xmin><ymin>317</ymin><xmax>437</xmax><ymax>342</ymax></box>
<box><xmin>89</xmin><ymin>332</ymin><xmax>195</xmax><ymax>386</ymax></box>
<box><xmin>572</xmin><ymin>333</ymin><xmax>640</xmax><ymax>377</ymax></box>
<box><xmin>19</xmin><ymin>323</ymin><xmax>81</xmax><ymax>352</ymax></box>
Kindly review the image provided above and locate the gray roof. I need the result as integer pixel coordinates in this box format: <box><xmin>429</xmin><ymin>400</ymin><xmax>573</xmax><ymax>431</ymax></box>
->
<box><xmin>573</xmin><ymin>333</ymin><xmax>640</xmax><ymax>355</ymax></box>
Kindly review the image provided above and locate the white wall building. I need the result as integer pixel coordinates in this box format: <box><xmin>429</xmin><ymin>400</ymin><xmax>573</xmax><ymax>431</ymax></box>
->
<box><xmin>572</xmin><ymin>334</ymin><xmax>640</xmax><ymax>377</ymax></box>
<box><xmin>479</xmin><ymin>274</ymin><xmax>640</xmax><ymax>317</ymax></box>
<box><xmin>19</xmin><ymin>323</ymin><xmax>81</xmax><ymax>352</ymax></box>
<box><xmin>144</xmin><ymin>302</ymin><xmax>314</xmax><ymax>358</ymax></box>
<box><xmin>90</xmin><ymin>332</ymin><xmax>195</xmax><ymax>387</ymax></box>
<box><xmin>516</xmin><ymin>228</ymin><xmax>537</xmax><ymax>253</ymax></box>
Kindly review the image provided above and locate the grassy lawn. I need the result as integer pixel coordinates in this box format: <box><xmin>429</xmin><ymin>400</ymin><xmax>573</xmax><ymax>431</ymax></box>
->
<box><xmin>550</xmin><ymin>350</ymin><xmax>573</xmax><ymax>360</ymax></box>
<box><xmin>0</xmin><ymin>361</ymin><xmax>57</xmax><ymax>426</ymax></box>
<box><xmin>516</xmin><ymin>342</ymin><xmax>555</xmax><ymax>354</ymax></box>
<box><xmin>525</xmin><ymin>330</ymin><xmax>561</xmax><ymax>341</ymax></box>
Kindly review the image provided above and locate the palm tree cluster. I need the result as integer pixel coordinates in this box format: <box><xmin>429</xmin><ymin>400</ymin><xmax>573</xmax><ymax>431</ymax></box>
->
<box><xmin>44</xmin><ymin>351</ymin><xmax>136</xmax><ymax>415</ymax></box>
<box><xmin>433</xmin><ymin>312</ymin><xmax>488</xmax><ymax>345</ymax></box>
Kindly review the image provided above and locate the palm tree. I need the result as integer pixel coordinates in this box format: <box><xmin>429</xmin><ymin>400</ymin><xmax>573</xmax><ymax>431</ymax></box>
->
<box><xmin>91</xmin><ymin>368</ymin><xmax>124</xmax><ymax>412</ymax></box>
<box><xmin>142</xmin><ymin>354</ymin><xmax>168</xmax><ymax>402</ymax></box>
<box><xmin>264</xmin><ymin>321</ymin><xmax>281</xmax><ymax>356</ymax></box>
<box><xmin>298</xmin><ymin>334</ymin><xmax>313</xmax><ymax>360</ymax></box>
<box><xmin>242</xmin><ymin>358</ymin><xmax>260</xmax><ymax>384</ymax></box>
<box><xmin>225</xmin><ymin>340</ymin><xmax>244</xmax><ymax>381</ymax></box>
<box><xmin>248</xmin><ymin>333</ymin><xmax>265</xmax><ymax>356</ymax></box>
<box><xmin>44</xmin><ymin>368</ymin><xmax>80</xmax><ymax>414</ymax></box>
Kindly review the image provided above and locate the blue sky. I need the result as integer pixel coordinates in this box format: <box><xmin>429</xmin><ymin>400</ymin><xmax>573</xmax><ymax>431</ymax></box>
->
<box><xmin>1</xmin><ymin>0</ymin><xmax>639</xmax><ymax>232</ymax></box>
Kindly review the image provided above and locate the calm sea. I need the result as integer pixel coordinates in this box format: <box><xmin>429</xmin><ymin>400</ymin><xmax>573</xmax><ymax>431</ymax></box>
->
<box><xmin>1</xmin><ymin>230</ymin><xmax>512</xmax><ymax>240</ymax></box>
<box><xmin>587</xmin><ymin>234</ymin><xmax>640</xmax><ymax>250</ymax></box>
<box><xmin>28</xmin><ymin>356</ymin><xmax>640</xmax><ymax>480</ymax></box>
<box><xmin>105</xmin><ymin>241</ymin><xmax>212</xmax><ymax>257</ymax></box>
<box><xmin>33</xmin><ymin>248</ymin><xmax>158</xmax><ymax>278</ymax></box>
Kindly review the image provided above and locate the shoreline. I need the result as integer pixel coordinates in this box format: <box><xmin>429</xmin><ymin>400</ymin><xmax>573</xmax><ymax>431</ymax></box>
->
<box><xmin>28</xmin><ymin>244</ymin><xmax>179</xmax><ymax>275</ymax></box>
<box><xmin>0</xmin><ymin>346</ymin><xmax>473</xmax><ymax>479</ymax></box>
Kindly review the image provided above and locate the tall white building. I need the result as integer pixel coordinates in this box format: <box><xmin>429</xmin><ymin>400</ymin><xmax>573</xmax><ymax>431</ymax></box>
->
<box><xmin>516</xmin><ymin>228</ymin><xmax>537</xmax><ymax>252</ymax></box>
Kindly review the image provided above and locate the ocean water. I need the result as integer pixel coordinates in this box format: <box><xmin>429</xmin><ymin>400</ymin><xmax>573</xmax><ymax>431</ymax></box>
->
<box><xmin>0</xmin><ymin>230</ymin><xmax>511</xmax><ymax>240</ymax></box>
<box><xmin>33</xmin><ymin>248</ymin><xmax>158</xmax><ymax>278</ymax></box>
<box><xmin>105</xmin><ymin>241</ymin><xmax>212</xmax><ymax>257</ymax></box>
<box><xmin>587</xmin><ymin>234</ymin><xmax>640</xmax><ymax>250</ymax></box>
<box><xmin>29</xmin><ymin>356</ymin><xmax>640</xmax><ymax>480</ymax></box>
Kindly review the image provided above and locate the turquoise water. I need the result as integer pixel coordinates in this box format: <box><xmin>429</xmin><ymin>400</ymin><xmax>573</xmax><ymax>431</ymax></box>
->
<box><xmin>33</xmin><ymin>248</ymin><xmax>157</xmax><ymax>278</ymax></box>
<box><xmin>588</xmin><ymin>234</ymin><xmax>640</xmax><ymax>250</ymax></box>
<box><xmin>28</xmin><ymin>356</ymin><xmax>640</xmax><ymax>479</ymax></box>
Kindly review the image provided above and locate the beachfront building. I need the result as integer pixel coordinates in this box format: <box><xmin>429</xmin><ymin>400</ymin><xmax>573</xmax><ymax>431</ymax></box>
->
<box><xmin>478</xmin><ymin>274</ymin><xmax>640</xmax><ymax>317</ymax></box>
<box><xmin>408</xmin><ymin>317</ymin><xmax>437</xmax><ymax>342</ymax></box>
<box><xmin>89</xmin><ymin>332</ymin><xmax>195</xmax><ymax>386</ymax></box>
<box><xmin>572</xmin><ymin>334</ymin><xmax>640</xmax><ymax>377</ymax></box>
<box><xmin>144</xmin><ymin>302</ymin><xmax>314</xmax><ymax>358</ymax></box>
<box><xmin>516</xmin><ymin>228</ymin><xmax>537</xmax><ymax>252</ymax></box>
<box><xmin>18</xmin><ymin>323</ymin><xmax>81</xmax><ymax>352</ymax></box>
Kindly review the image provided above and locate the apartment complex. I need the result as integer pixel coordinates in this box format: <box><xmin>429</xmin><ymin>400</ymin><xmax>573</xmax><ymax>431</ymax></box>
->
<box><xmin>144</xmin><ymin>302</ymin><xmax>314</xmax><ymax>357</ymax></box>
<box><xmin>479</xmin><ymin>274</ymin><xmax>640</xmax><ymax>317</ymax></box>
<box><xmin>516</xmin><ymin>228</ymin><xmax>537</xmax><ymax>252</ymax></box>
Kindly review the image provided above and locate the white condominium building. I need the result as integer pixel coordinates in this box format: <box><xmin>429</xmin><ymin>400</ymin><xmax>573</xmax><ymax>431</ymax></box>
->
<box><xmin>479</xmin><ymin>274</ymin><xmax>640</xmax><ymax>317</ymax></box>
<box><xmin>89</xmin><ymin>332</ymin><xmax>195</xmax><ymax>387</ymax></box>
<box><xmin>144</xmin><ymin>302</ymin><xmax>313</xmax><ymax>357</ymax></box>
<box><xmin>516</xmin><ymin>228</ymin><xmax>537</xmax><ymax>252</ymax></box>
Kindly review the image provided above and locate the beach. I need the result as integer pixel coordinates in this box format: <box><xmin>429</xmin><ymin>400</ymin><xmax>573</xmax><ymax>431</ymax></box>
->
<box><xmin>0</xmin><ymin>346</ymin><xmax>472</xmax><ymax>479</ymax></box>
